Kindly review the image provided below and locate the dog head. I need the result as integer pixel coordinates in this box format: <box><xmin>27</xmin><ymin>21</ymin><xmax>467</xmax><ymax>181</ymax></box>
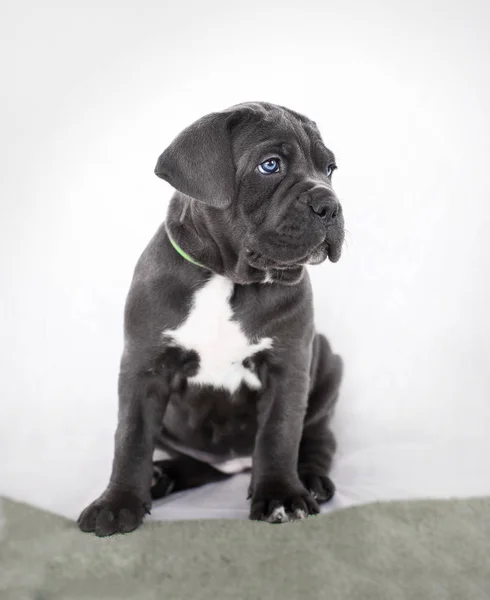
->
<box><xmin>155</xmin><ymin>102</ymin><xmax>344</xmax><ymax>272</ymax></box>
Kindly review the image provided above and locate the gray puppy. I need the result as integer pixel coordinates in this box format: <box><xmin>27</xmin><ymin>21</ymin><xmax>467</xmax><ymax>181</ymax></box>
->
<box><xmin>78</xmin><ymin>101</ymin><xmax>344</xmax><ymax>536</ymax></box>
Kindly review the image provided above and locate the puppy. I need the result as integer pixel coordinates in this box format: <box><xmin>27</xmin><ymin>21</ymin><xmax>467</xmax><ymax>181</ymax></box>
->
<box><xmin>78</xmin><ymin>102</ymin><xmax>344</xmax><ymax>536</ymax></box>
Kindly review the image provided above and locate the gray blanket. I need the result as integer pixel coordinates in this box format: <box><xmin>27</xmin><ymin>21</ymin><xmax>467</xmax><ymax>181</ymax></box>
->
<box><xmin>1</xmin><ymin>496</ymin><xmax>489</xmax><ymax>599</ymax></box>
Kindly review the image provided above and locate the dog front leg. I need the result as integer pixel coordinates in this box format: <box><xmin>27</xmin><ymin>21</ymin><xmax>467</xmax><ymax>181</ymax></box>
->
<box><xmin>77</xmin><ymin>345</ymin><xmax>195</xmax><ymax>536</ymax></box>
<box><xmin>250</xmin><ymin>356</ymin><xmax>320</xmax><ymax>523</ymax></box>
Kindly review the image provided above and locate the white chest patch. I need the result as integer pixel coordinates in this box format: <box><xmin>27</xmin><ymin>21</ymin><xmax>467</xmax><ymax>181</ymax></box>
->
<box><xmin>162</xmin><ymin>274</ymin><xmax>273</xmax><ymax>394</ymax></box>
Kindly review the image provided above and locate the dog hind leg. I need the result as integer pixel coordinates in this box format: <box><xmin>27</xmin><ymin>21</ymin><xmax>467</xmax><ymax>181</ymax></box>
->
<box><xmin>151</xmin><ymin>454</ymin><xmax>232</xmax><ymax>499</ymax></box>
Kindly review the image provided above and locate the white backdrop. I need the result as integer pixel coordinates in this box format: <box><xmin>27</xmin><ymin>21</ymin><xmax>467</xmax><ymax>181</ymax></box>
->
<box><xmin>1</xmin><ymin>0</ymin><xmax>489</xmax><ymax>521</ymax></box>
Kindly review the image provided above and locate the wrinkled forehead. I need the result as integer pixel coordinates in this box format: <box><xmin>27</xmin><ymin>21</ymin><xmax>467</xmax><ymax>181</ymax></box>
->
<box><xmin>230</xmin><ymin>109</ymin><xmax>329</xmax><ymax>172</ymax></box>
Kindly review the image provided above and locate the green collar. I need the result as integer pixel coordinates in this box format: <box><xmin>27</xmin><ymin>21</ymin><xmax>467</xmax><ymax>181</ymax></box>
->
<box><xmin>167</xmin><ymin>230</ymin><xmax>206</xmax><ymax>268</ymax></box>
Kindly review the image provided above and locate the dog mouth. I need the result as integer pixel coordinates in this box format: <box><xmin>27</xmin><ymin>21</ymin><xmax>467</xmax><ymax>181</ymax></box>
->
<box><xmin>246</xmin><ymin>238</ymin><xmax>342</xmax><ymax>271</ymax></box>
<box><xmin>244</xmin><ymin>214</ymin><xmax>345</xmax><ymax>272</ymax></box>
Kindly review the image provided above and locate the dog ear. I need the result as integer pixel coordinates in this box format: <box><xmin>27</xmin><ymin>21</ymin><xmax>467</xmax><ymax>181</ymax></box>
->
<box><xmin>155</xmin><ymin>109</ymin><xmax>247</xmax><ymax>208</ymax></box>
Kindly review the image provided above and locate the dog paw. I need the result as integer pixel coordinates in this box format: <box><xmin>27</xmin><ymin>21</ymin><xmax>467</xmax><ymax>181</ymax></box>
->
<box><xmin>150</xmin><ymin>462</ymin><xmax>176</xmax><ymax>500</ymax></box>
<box><xmin>77</xmin><ymin>489</ymin><xmax>149</xmax><ymax>536</ymax></box>
<box><xmin>250</xmin><ymin>481</ymin><xmax>319</xmax><ymax>523</ymax></box>
<box><xmin>299</xmin><ymin>472</ymin><xmax>335</xmax><ymax>503</ymax></box>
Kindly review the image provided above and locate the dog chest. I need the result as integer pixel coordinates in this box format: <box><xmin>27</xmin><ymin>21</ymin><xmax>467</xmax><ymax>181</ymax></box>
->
<box><xmin>162</xmin><ymin>274</ymin><xmax>272</xmax><ymax>393</ymax></box>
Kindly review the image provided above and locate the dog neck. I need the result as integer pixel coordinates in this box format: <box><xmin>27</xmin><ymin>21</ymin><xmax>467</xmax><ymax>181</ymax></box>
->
<box><xmin>165</xmin><ymin>193</ymin><xmax>304</xmax><ymax>286</ymax></box>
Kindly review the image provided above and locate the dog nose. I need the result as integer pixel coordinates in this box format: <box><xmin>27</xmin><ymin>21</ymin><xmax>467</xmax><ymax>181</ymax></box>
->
<box><xmin>308</xmin><ymin>190</ymin><xmax>340</xmax><ymax>221</ymax></box>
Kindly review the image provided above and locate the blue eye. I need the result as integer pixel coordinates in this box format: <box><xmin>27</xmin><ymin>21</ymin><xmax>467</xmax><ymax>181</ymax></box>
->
<box><xmin>326</xmin><ymin>164</ymin><xmax>337</xmax><ymax>177</ymax></box>
<box><xmin>258</xmin><ymin>158</ymin><xmax>280</xmax><ymax>174</ymax></box>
